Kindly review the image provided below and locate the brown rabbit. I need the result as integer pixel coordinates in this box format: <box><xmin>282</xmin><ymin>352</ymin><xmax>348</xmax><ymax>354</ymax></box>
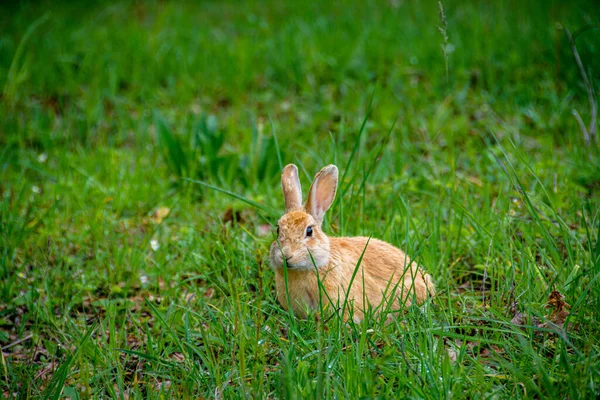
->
<box><xmin>269</xmin><ymin>164</ymin><xmax>435</xmax><ymax>322</ymax></box>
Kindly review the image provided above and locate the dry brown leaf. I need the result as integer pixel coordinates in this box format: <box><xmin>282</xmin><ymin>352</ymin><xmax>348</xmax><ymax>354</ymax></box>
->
<box><xmin>511</xmin><ymin>291</ymin><xmax>572</xmax><ymax>334</ymax></box>
<box><xmin>126</xmin><ymin>334</ymin><xmax>143</xmax><ymax>349</ymax></box>
<box><xmin>151</xmin><ymin>207</ymin><xmax>171</xmax><ymax>224</ymax></box>
<box><xmin>184</xmin><ymin>292</ymin><xmax>196</xmax><ymax>303</ymax></box>
<box><xmin>480</xmin><ymin>344</ymin><xmax>505</xmax><ymax>358</ymax></box>
<box><xmin>223</xmin><ymin>207</ymin><xmax>243</xmax><ymax>224</ymax></box>
<box><xmin>544</xmin><ymin>290</ymin><xmax>570</xmax><ymax>329</ymax></box>
<box><xmin>511</xmin><ymin>311</ymin><xmax>526</xmax><ymax>326</ymax></box>
<box><xmin>467</xmin><ymin>176</ymin><xmax>483</xmax><ymax>187</ymax></box>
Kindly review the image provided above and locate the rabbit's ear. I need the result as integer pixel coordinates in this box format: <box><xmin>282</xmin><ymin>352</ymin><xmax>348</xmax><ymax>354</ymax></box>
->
<box><xmin>305</xmin><ymin>165</ymin><xmax>338</xmax><ymax>223</ymax></box>
<box><xmin>282</xmin><ymin>164</ymin><xmax>303</xmax><ymax>212</ymax></box>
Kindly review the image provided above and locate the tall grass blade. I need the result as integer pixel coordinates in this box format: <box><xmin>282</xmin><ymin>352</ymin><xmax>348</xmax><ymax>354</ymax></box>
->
<box><xmin>43</xmin><ymin>324</ymin><xmax>96</xmax><ymax>400</ymax></box>
<box><xmin>3</xmin><ymin>13</ymin><xmax>50</xmax><ymax>101</ymax></box>
<box><xmin>269</xmin><ymin>114</ymin><xmax>283</xmax><ymax>172</ymax></box>
<box><xmin>155</xmin><ymin>112</ymin><xmax>188</xmax><ymax>178</ymax></box>
<box><xmin>340</xmin><ymin>85</ymin><xmax>377</xmax><ymax>197</ymax></box>
<box><xmin>184</xmin><ymin>178</ymin><xmax>273</xmax><ymax>215</ymax></box>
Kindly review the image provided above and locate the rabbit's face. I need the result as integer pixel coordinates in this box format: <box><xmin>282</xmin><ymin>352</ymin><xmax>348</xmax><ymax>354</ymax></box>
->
<box><xmin>270</xmin><ymin>210</ymin><xmax>330</xmax><ymax>271</ymax></box>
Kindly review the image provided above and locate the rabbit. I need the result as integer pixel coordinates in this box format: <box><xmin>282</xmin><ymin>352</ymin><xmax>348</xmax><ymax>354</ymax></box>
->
<box><xmin>269</xmin><ymin>164</ymin><xmax>435</xmax><ymax>323</ymax></box>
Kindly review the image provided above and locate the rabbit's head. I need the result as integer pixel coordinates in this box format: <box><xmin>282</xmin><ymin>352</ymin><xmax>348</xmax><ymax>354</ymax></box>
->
<box><xmin>270</xmin><ymin>164</ymin><xmax>338</xmax><ymax>271</ymax></box>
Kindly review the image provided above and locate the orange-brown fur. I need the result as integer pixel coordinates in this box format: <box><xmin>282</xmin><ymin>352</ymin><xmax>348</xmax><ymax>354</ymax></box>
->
<box><xmin>274</xmin><ymin>237</ymin><xmax>434</xmax><ymax>322</ymax></box>
<box><xmin>270</xmin><ymin>164</ymin><xmax>435</xmax><ymax>323</ymax></box>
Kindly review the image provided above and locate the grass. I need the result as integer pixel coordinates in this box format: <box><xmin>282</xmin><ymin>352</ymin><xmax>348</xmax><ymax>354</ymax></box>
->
<box><xmin>1</xmin><ymin>0</ymin><xmax>599</xmax><ymax>397</ymax></box>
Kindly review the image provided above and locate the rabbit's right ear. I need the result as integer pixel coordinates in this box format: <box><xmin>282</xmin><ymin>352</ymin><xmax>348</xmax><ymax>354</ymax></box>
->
<box><xmin>281</xmin><ymin>164</ymin><xmax>303</xmax><ymax>212</ymax></box>
<box><xmin>305</xmin><ymin>165</ymin><xmax>338</xmax><ymax>224</ymax></box>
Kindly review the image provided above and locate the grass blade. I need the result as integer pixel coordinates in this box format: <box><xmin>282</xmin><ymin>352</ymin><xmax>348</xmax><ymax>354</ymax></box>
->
<box><xmin>184</xmin><ymin>177</ymin><xmax>273</xmax><ymax>215</ymax></box>
<box><xmin>3</xmin><ymin>13</ymin><xmax>50</xmax><ymax>100</ymax></box>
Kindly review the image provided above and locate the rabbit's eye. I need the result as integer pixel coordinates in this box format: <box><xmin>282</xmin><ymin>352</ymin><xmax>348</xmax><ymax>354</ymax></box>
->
<box><xmin>276</xmin><ymin>225</ymin><xmax>280</xmax><ymax>236</ymax></box>
<box><xmin>306</xmin><ymin>226</ymin><xmax>313</xmax><ymax>237</ymax></box>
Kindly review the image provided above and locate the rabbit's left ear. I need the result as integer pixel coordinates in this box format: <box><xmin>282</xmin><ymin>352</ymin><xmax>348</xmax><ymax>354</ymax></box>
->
<box><xmin>305</xmin><ymin>165</ymin><xmax>338</xmax><ymax>224</ymax></box>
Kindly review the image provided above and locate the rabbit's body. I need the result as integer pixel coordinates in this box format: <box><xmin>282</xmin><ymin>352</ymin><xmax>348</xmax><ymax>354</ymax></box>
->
<box><xmin>270</xmin><ymin>164</ymin><xmax>434</xmax><ymax>322</ymax></box>
<box><xmin>274</xmin><ymin>236</ymin><xmax>433</xmax><ymax>321</ymax></box>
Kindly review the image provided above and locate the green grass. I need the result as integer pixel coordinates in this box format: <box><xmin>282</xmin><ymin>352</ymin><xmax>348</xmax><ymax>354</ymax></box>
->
<box><xmin>1</xmin><ymin>0</ymin><xmax>599</xmax><ymax>398</ymax></box>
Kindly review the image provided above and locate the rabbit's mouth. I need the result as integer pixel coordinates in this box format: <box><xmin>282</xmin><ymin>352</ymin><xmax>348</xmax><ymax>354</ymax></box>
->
<box><xmin>284</xmin><ymin>260</ymin><xmax>314</xmax><ymax>270</ymax></box>
<box><xmin>285</xmin><ymin>262</ymin><xmax>315</xmax><ymax>271</ymax></box>
<box><xmin>281</xmin><ymin>256</ymin><xmax>305</xmax><ymax>270</ymax></box>
<box><xmin>270</xmin><ymin>240</ymin><xmax>330</xmax><ymax>270</ymax></box>
<box><xmin>284</xmin><ymin>252</ymin><xmax>328</xmax><ymax>271</ymax></box>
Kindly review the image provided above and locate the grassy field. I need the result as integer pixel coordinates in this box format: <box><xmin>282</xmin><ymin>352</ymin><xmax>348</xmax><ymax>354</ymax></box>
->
<box><xmin>1</xmin><ymin>0</ymin><xmax>599</xmax><ymax>398</ymax></box>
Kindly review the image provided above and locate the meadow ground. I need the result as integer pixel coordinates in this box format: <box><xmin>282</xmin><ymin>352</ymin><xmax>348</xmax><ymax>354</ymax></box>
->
<box><xmin>1</xmin><ymin>0</ymin><xmax>599</xmax><ymax>398</ymax></box>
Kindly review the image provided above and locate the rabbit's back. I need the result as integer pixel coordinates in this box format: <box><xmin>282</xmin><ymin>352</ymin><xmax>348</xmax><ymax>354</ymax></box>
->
<box><xmin>329</xmin><ymin>237</ymin><xmax>434</xmax><ymax>313</ymax></box>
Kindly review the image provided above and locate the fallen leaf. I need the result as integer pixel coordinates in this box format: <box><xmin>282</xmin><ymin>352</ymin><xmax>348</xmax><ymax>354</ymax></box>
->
<box><xmin>184</xmin><ymin>292</ymin><xmax>195</xmax><ymax>303</ymax></box>
<box><xmin>544</xmin><ymin>290</ymin><xmax>570</xmax><ymax>329</ymax></box>
<box><xmin>483</xmin><ymin>374</ymin><xmax>509</xmax><ymax>379</ymax></box>
<box><xmin>467</xmin><ymin>176</ymin><xmax>483</xmax><ymax>187</ymax></box>
<box><xmin>151</xmin><ymin>207</ymin><xmax>170</xmax><ymax>224</ymax></box>
<box><xmin>511</xmin><ymin>311</ymin><xmax>526</xmax><ymax>326</ymax></box>
<box><xmin>223</xmin><ymin>207</ymin><xmax>243</xmax><ymax>224</ymax></box>
<box><xmin>126</xmin><ymin>334</ymin><xmax>143</xmax><ymax>349</ymax></box>
<box><xmin>480</xmin><ymin>344</ymin><xmax>505</xmax><ymax>358</ymax></box>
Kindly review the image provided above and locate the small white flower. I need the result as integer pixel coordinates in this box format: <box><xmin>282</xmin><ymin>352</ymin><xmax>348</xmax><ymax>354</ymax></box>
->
<box><xmin>38</xmin><ymin>153</ymin><xmax>48</xmax><ymax>163</ymax></box>
<box><xmin>280</xmin><ymin>100</ymin><xmax>291</xmax><ymax>112</ymax></box>
<box><xmin>32</xmin><ymin>186</ymin><xmax>41</xmax><ymax>194</ymax></box>
<box><xmin>150</xmin><ymin>239</ymin><xmax>160</xmax><ymax>251</ymax></box>
<box><xmin>140</xmin><ymin>275</ymin><xmax>149</xmax><ymax>284</ymax></box>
